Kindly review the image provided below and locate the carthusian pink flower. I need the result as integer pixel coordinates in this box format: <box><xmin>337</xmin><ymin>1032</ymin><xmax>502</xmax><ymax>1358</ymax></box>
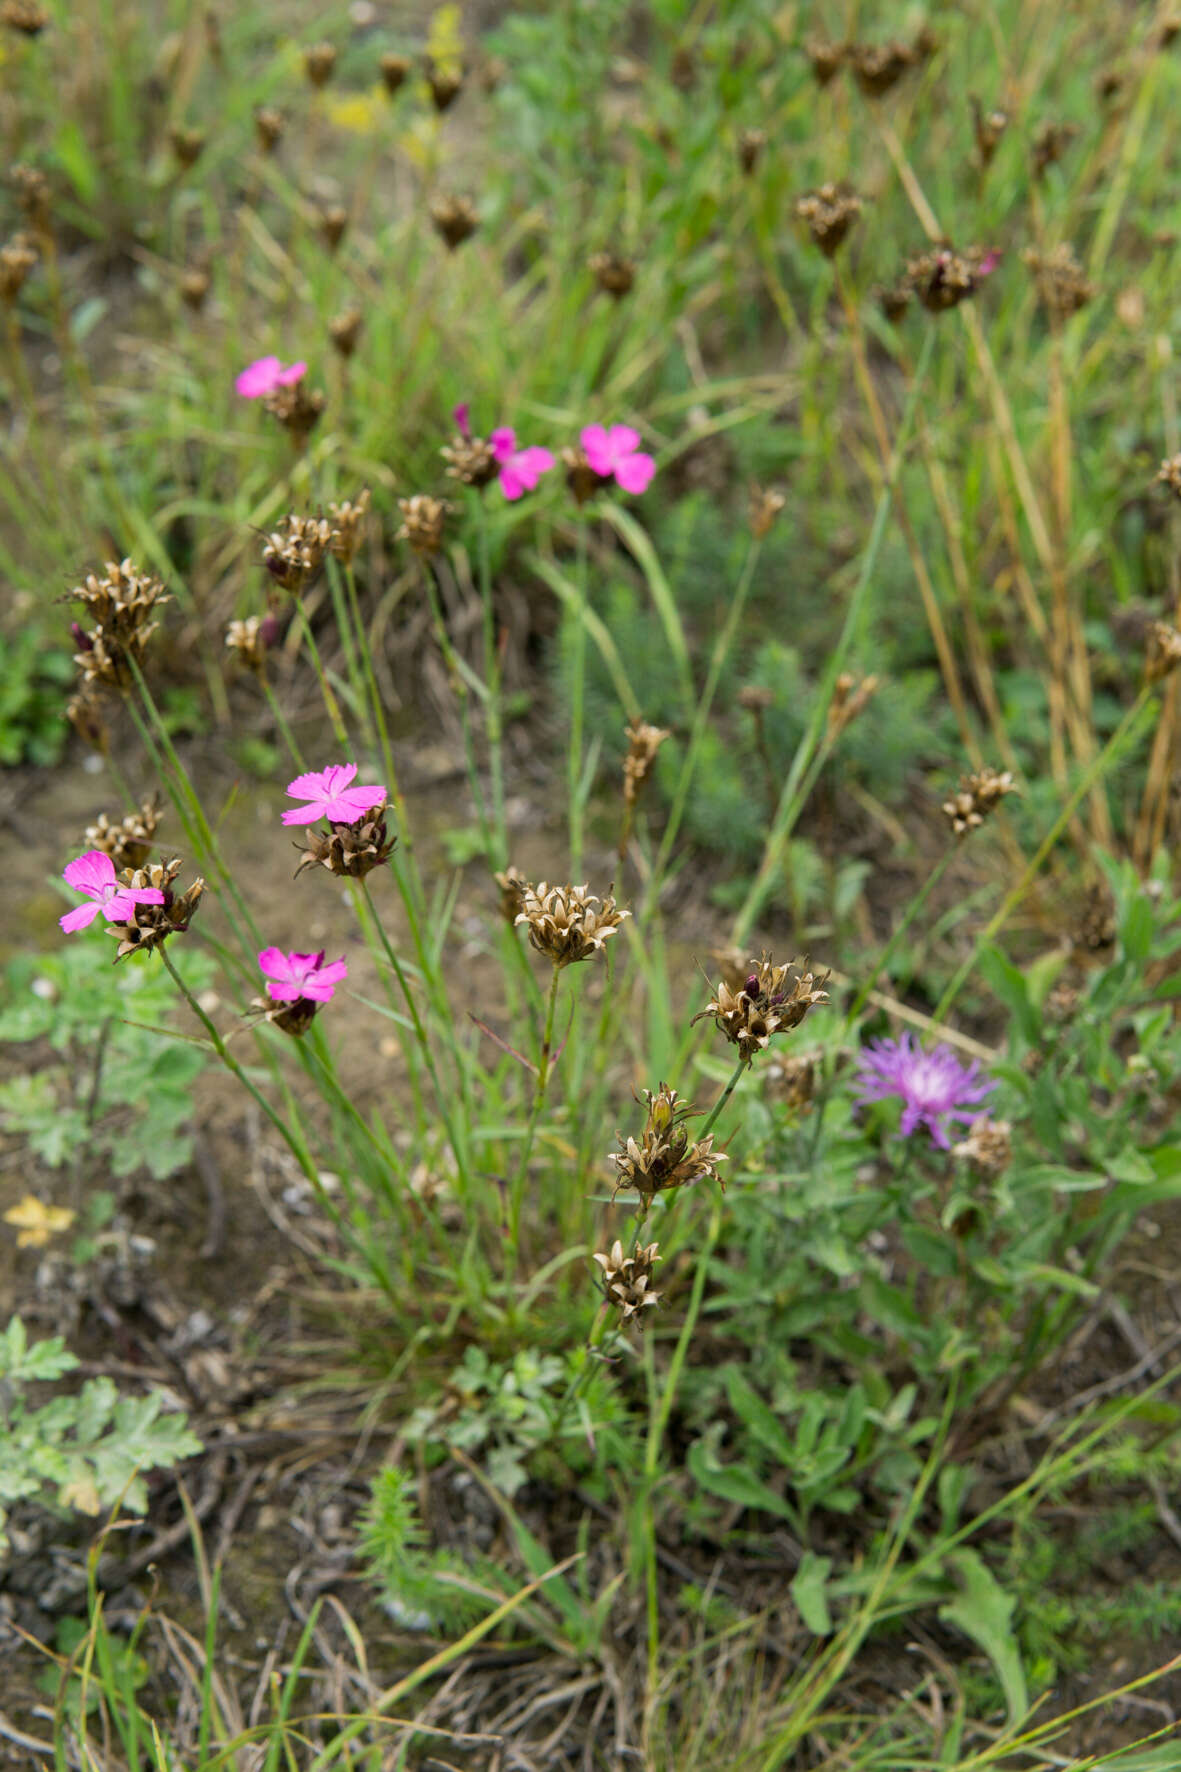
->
<box><xmin>580</xmin><ymin>423</ymin><xmax>655</xmax><ymax>495</ymax></box>
<box><xmin>258</xmin><ymin>947</ymin><xmax>348</xmax><ymax>1003</ymax></box>
<box><xmin>490</xmin><ymin>427</ymin><xmax>555</xmax><ymax>501</ymax></box>
<box><xmin>235</xmin><ymin>356</ymin><xmax>308</xmax><ymax>399</ymax></box>
<box><xmin>59</xmin><ymin>850</ymin><xmax>166</xmax><ymax>934</ymax></box>
<box><xmin>852</xmin><ymin>1033</ymin><xmax>994</xmax><ymax>1150</ymax></box>
<box><xmin>281</xmin><ymin>763</ymin><xmax>387</xmax><ymax>827</ymax></box>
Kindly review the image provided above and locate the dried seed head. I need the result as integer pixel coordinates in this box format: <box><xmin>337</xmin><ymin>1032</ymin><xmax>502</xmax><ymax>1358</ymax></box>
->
<box><xmin>562</xmin><ymin>444</ymin><xmax>605</xmax><ymax>506</ymax></box>
<box><xmin>293</xmin><ymin>803</ymin><xmax>395</xmax><ymax>880</ymax></box>
<box><xmin>1032</xmin><ymin>120</ymin><xmax>1079</xmax><ymax>180</ymax></box>
<box><xmin>795</xmin><ymin>183</ymin><xmax>862</xmax><ymax>256</ymax></box>
<box><xmin>1157</xmin><ymin>455</ymin><xmax>1181</xmax><ymax>500</ymax></box>
<box><xmin>593</xmin><ymin>1239</ymin><xmax>662</xmax><ymax>1322</ymax></box>
<box><xmin>328</xmin><ymin>489</ymin><xmax>371</xmax><ymax>564</ymax></box>
<box><xmin>941</xmin><ymin>766</ymin><xmax>1017</xmax><ymax>837</ymax></box>
<box><xmin>906</xmin><ymin>244</ymin><xmax>998</xmax><ymax>312</ymax></box>
<box><xmin>329</xmin><ymin>306</ymin><xmax>363</xmax><ymax>358</ymax></box>
<box><xmin>1045</xmin><ymin>980</ymin><xmax>1081</xmax><ymax>1023</ymax></box>
<box><xmin>1094</xmin><ymin>68</ymin><xmax>1123</xmax><ymax>103</ymax></box>
<box><xmin>169</xmin><ymin>125</ymin><xmax>205</xmax><ymax>169</ymax></box>
<box><xmin>67</xmin><ymin>692</ymin><xmax>110</xmax><ymax>754</ymax></box>
<box><xmin>84</xmin><ymin>797</ymin><xmax>162</xmax><ymax>872</ymax></box>
<box><xmin>849</xmin><ymin>39</ymin><xmax>917</xmax><ymax>96</ymax></box>
<box><xmin>827</xmin><ymin>671</ymin><xmax>879</xmax><ymax>738</ymax></box>
<box><xmin>225</xmin><ymin>613</ymin><xmax>277</xmax><ymax>675</ymax></box>
<box><xmin>588</xmin><ymin>249</ymin><xmax>636</xmax><ymax>299</ymax></box>
<box><xmin>379</xmin><ymin>52</ymin><xmax>411</xmax><ymax>94</ymax></box>
<box><xmin>1155</xmin><ymin>13</ymin><xmax>1181</xmax><ymax>48</ymax></box>
<box><xmin>68</xmin><ymin>561</ymin><xmax>169</xmax><ymax>691</ymax></box>
<box><xmin>494</xmin><ymin>865</ymin><xmax>528</xmax><ymax>924</ymax></box>
<box><xmin>253</xmin><ymin>105</ymin><xmax>284</xmax><ymax>153</ymax></box>
<box><xmin>748</xmin><ymin>484</ymin><xmax>785</xmax><ymax>538</ymax></box>
<box><xmin>108</xmin><ymin>857</ymin><xmax>205</xmax><ymax>961</ymax></box>
<box><xmin>262</xmin><ymin>379</ymin><xmax>325</xmax><ymax>446</ymax></box>
<box><xmin>1146</xmin><ymin>620</ymin><xmax>1181</xmax><ymax>684</ymax></box>
<box><xmin>425</xmin><ymin>60</ymin><xmax>464</xmax><ymax>111</ymax></box>
<box><xmin>764</xmin><ymin>1049</ymin><xmax>818</xmax><ymax>1115</ymax></box>
<box><xmin>738</xmin><ymin>684</ymin><xmax>774</xmax><ymax>713</ymax></box>
<box><xmin>737</xmin><ymin>128</ymin><xmax>766</xmax><ymax>173</ymax></box>
<box><xmin>873</xmin><ymin>281</ymin><xmax>910</xmax><ymax>324</ymax></box>
<box><xmin>0</xmin><ymin>231</ymin><xmax>37</xmax><ymax>303</ymax></box>
<box><xmin>396</xmin><ymin>494</ymin><xmax>450</xmax><ymax>557</ymax></box>
<box><xmin>623</xmin><ymin>717</ymin><xmax>670</xmax><ymax>808</ymax></box>
<box><xmin>608</xmin><ymin>1084</ymin><xmax>726</xmax><ymax>1206</ymax></box>
<box><xmin>441</xmin><ymin>428</ymin><xmax>499</xmax><ymax>489</ymax></box>
<box><xmin>262</xmin><ymin>514</ymin><xmax>336</xmax><ymax>592</ymax></box>
<box><xmin>708</xmin><ymin>945</ymin><xmax>751</xmax><ymax>993</ymax></box>
<box><xmin>319</xmin><ymin>205</ymin><xmax>349</xmax><ymax>252</ymax></box>
<box><xmin>692</xmin><ymin>953</ymin><xmax>829</xmax><ymax>1066</ymax></box>
<box><xmin>303</xmin><ymin>41</ymin><xmax>337</xmax><ymax>87</ymax></box>
<box><xmin>180</xmin><ymin>267</ymin><xmax>211</xmax><ymax>311</ymax></box>
<box><xmin>803</xmin><ymin>35</ymin><xmax>846</xmax><ymax>86</ymax></box>
<box><xmin>952</xmin><ymin>1115</ymin><xmax>1012</xmax><ymax>1177</ymax></box>
<box><xmin>1</xmin><ymin>0</ymin><xmax>49</xmax><ymax>34</ymax></box>
<box><xmin>11</xmin><ymin>164</ymin><xmax>50</xmax><ymax>231</ymax></box>
<box><xmin>430</xmin><ymin>193</ymin><xmax>479</xmax><ymax>251</ymax></box>
<box><xmin>514</xmin><ymin>880</ymin><xmax>629</xmax><ymax>968</ymax></box>
<box><xmin>1022</xmin><ymin>244</ymin><xmax>1093</xmax><ymax>321</ymax></box>
<box><xmin>971</xmin><ymin>99</ymin><xmax>1008</xmax><ymax>167</ymax></box>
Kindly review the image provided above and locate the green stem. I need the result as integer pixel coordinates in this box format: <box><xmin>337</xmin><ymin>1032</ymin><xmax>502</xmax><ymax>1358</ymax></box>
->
<box><xmin>699</xmin><ymin>1054</ymin><xmax>749</xmax><ymax>1142</ymax></box>
<box><xmin>509</xmin><ymin>961</ymin><xmax>563</xmax><ymax>1265</ymax></box>
<box><xmin>845</xmin><ymin>846</ymin><xmax>957</xmax><ymax>1027</ymax></box>
<box><xmin>569</xmin><ymin>515</ymin><xmax>589</xmax><ymax>879</ymax></box>
<box><xmin>472</xmin><ymin>491</ymin><xmax>509</xmax><ymax>870</ymax></box>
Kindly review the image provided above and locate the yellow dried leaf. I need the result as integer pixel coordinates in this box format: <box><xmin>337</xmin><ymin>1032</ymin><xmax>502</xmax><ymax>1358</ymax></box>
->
<box><xmin>60</xmin><ymin>1476</ymin><xmax>102</xmax><ymax>1515</ymax></box>
<box><xmin>4</xmin><ymin>1195</ymin><xmax>76</xmax><ymax>1248</ymax></box>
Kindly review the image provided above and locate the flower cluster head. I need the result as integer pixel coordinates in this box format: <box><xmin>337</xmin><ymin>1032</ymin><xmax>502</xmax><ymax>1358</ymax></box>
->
<box><xmin>397</xmin><ymin>493</ymin><xmax>451</xmax><ymax>557</ymax></box>
<box><xmin>952</xmin><ymin>1115</ymin><xmax>1012</xmax><ymax>1177</ymax></box>
<box><xmin>580</xmin><ymin>424</ymin><xmax>656</xmax><ymax>496</ymax></box>
<box><xmin>256</xmin><ymin>947</ymin><xmax>348</xmax><ymax>1036</ymax></box>
<box><xmin>225</xmin><ymin>612</ymin><xmax>280</xmax><ymax>676</ymax></box>
<box><xmin>430</xmin><ymin>193</ymin><xmax>479</xmax><ymax>251</ymax></box>
<box><xmin>425</xmin><ymin>59</ymin><xmax>464</xmax><ymax>111</ymax></box>
<box><xmin>236</xmin><ymin>356</ymin><xmax>307</xmax><ymax>399</ymax></box>
<box><xmin>380</xmin><ymin>51</ymin><xmax>411</xmax><ymax>94</ymax></box>
<box><xmin>608</xmin><ymin>1084</ymin><xmax>727</xmax><ymax>1208</ymax></box>
<box><xmin>1158</xmin><ymin>455</ymin><xmax>1181</xmax><ymax>501</ymax></box>
<box><xmin>737</xmin><ymin>128</ymin><xmax>766</xmax><ymax>173</ymax></box>
<box><xmin>303</xmin><ymin>40</ymin><xmax>337</xmax><ymax>87</ymax></box>
<box><xmin>263</xmin><ymin>377</ymin><xmax>325</xmax><ymax>446</ymax></box>
<box><xmin>68</xmin><ymin>559</ymin><xmax>169</xmax><ymax>692</ymax></box>
<box><xmin>849</xmin><ymin>37</ymin><xmax>923</xmax><ymax>97</ymax></box>
<box><xmin>494</xmin><ymin>865</ymin><xmax>528</xmax><ymax>924</ymax></box>
<box><xmin>329</xmin><ymin>306</ymin><xmax>363</xmax><ymax>358</ymax></box>
<box><xmin>262</xmin><ymin>513</ymin><xmax>336</xmax><ymax>593</ymax></box>
<box><xmin>853</xmin><ymin>1033</ymin><xmax>993</xmax><ymax>1149</ymax></box>
<box><xmin>692</xmin><ymin>953</ymin><xmax>829</xmax><ymax>1067</ymax></box>
<box><xmin>795</xmin><ymin>183</ymin><xmax>862</xmax><ymax>256</ymax></box>
<box><xmin>283</xmin><ymin>764</ymin><xmax>394</xmax><ymax>881</ymax></box>
<box><xmin>327</xmin><ymin>490</ymin><xmax>371</xmax><ymax>564</ymax></box>
<box><xmin>905</xmin><ymin>245</ymin><xmax>1001</xmax><ymax>313</ymax></box>
<box><xmin>1032</xmin><ymin>120</ymin><xmax>1079</xmax><ymax>181</ymax></box>
<box><xmin>0</xmin><ymin>230</ymin><xmax>37</xmax><ymax>304</ymax></box>
<box><xmin>941</xmin><ymin>766</ymin><xmax>1017</xmax><ymax>837</ymax></box>
<box><xmin>972</xmin><ymin>99</ymin><xmax>1009</xmax><ymax>168</ymax></box>
<box><xmin>254</xmin><ymin>105</ymin><xmax>284</xmax><ymax>153</ymax></box>
<box><xmin>515</xmin><ymin>881</ymin><xmax>629</xmax><ymax>968</ymax></box>
<box><xmin>107</xmin><ymin>858</ymin><xmax>205</xmax><ymax>961</ymax></box>
<box><xmin>1146</xmin><ymin>620</ymin><xmax>1181</xmax><ymax>684</ymax></box>
<box><xmin>588</xmin><ymin>249</ymin><xmax>636</xmax><ymax>299</ymax></box>
<box><xmin>60</xmin><ymin>850</ymin><xmax>165</xmax><ymax>933</ymax></box>
<box><xmin>622</xmin><ymin>716</ymin><xmax>670</xmax><ymax>808</ymax></box>
<box><xmin>593</xmin><ymin>1239</ymin><xmax>662</xmax><ymax>1322</ymax></box>
<box><xmin>749</xmin><ymin>483</ymin><xmax>786</xmax><ymax>538</ymax></box>
<box><xmin>2</xmin><ymin>0</ymin><xmax>50</xmax><ymax>34</ymax></box>
<box><xmin>1022</xmin><ymin>244</ymin><xmax>1093</xmax><ymax>321</ymax></box>
<box><xmin>827</xmin><ymin>671</ymin><xmax>880</xmax><ymax>739</ymax></box>
<box><xmin>11</xmin><ymin>164</ymin><xmax>50</xmax><ymax>232</ymax></box>
<box><xmin>83</xmin><ymin>796</ymin><xmax>162</xmax><ymax>872</ymax></box>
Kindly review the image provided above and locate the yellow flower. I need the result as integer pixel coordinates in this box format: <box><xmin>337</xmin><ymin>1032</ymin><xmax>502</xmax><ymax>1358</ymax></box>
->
<box><xmin>426</xmin><ymin>2</ymin><xmax>463</xmax><ymax>77</ymax></box>
<box><xmin>4</xmin><ymin>1195</ymin><xmax>75</xmax><ymax>1248</ymax></box>
<box><xmin>324</xmin><ymin>86</ymin><xmax>385</xmax><ymax>135</ymax></box>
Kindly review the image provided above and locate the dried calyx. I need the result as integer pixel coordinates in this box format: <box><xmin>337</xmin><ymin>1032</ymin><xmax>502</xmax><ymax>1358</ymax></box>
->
<box><xmin>515</xmin><ymin>881</ymin><xmax>629</xmax><ymax>968</ymax></box>
<box><xmin>623</xmin><ymin>717</ymin><xmax>670</xmax><ymax>808</ymax></box>
<box><xmin>795</xmin><ymin>184</ymin><xmax>861</xmax><ymax>256</ymax></box>
<box><xmin>692</xmin><ymin>953</ymin><xmax>829</xmax><ymax>1066</ymax></box>
<box><xmin>293</xmin><ymin>804</ymin><xmax>395</xmax><ymax>880</ymax></box>
<box><xmin>430</xmin><ymin>194</ymin><xmax>478</xmax><ymax>250</ymax></box>
<box><xmin>68</xmin><ymin>560</ymin><xmax>169</xmax><ymax>691</ymax></box>
<box><xmin>941</xmin><ymin>766</ymin><xmax>1017</xmax><ymax>836</ymax></box>
<box><xmin>107</xmin><ymin>857</ymin><xmax>205</xmax><ymax>961</ymax></box>
<box><xmin>593</xmin><ymin>1240</ymin><xmax>662</xmax><ymax>1322</ymax></box>
<box><xmin>608</xmin><ymin>1084</ymin><xmax>726</xmax><ymax>1207</ymax></box>
<box><xmin>397</xmin><ymin>494</ymin><xmax>450</xmax><ymax>556</ymax></box>
<box><xmin>262</xmin><ymin>514</ymin><xmax>336</xmax><ymax>592</ymax></box>
<box><xmin>84</xmin><ymin>796</ymin><xmax>162</xmax><ymax>871</ymax></box>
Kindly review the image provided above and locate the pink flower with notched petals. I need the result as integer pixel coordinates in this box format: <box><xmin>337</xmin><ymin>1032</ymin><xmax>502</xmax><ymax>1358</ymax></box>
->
<box><xmin>281</xmin><ymin>763</ymin><xmax>387</xmax><ymax>827</ymax></box>
<box><xmin>236</xmin><ymin>356</ymin><xmax>308</xmax><ymax>399</ymax></box>
<box><xmin>60</xmin><ymin>850</ymin><xmax>166</xmax><ymax>934</ymax></box>
<box><xmin>580</xmin><ymin>423</ymin><xmax>655</xmax><ymax>495</ymax></box>
<box><xmin>257</xmin><ymin>947</ymin><xmax>348</xmax><ymax>1003</ymax></box>
<box><xmin>490</xmin><ymin>427</ymin><xmax>556</xmax><ymax>502</ymax></box>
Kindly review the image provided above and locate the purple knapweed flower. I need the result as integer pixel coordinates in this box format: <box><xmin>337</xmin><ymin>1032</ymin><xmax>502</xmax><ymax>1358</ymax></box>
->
<box><xmin>852</xmin><ymin>1033</ymin><xmax>994</xmax><ymax>1150</ymax></box>
<box><xmin>60</xmin><ymin>850</ymin><xmax>166</xmax><ymax>934</ymax></box>
<box><xmin>490</xmin><ymin>427</ymin><xmax>555</xmax><ymax>501</ymax></box>
<box><xmin>258</xmin><ymin>947</ymin><xmax>348</xmax><ymax>1003</ymax></box>
<box><xmin>580</xmin><ymin>423</ymin><xmax>656</xmax><ymax>495</ymax></box>
<box><xmin>236</xmin><ymin>356</ymin><xmax>308</xmax><ymax>399</ymax></box>
<box><xmin>281</xmin><ymin>763</ymin><xmax>387</xmax><ymax>827</ymax></box>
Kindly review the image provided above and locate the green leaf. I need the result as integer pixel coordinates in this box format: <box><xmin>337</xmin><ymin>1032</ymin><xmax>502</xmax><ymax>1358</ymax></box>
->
<box><xmin>979</xmin><ymin>944</ymin><xmax>1040</xmax><ymax>1046</ymax></box>
<box><xmin>724</xmin><ymin>1368</ymin><xmax>796</xmax><ymax>1465</ymax></box>
<box><xmin>791</xmin><ymin>1551</ymin><xmax>833</xmax><ymax>1634</ymax></box>
<box><xmin>939</xmin><ymin>1549</ymin><xmax>1027</xmax><ymax>1724</ymax></box>
<box><xmin>687</xmin><ymin>1429</ymin><xmax>797</xmax><ymax>1521</ymax></box>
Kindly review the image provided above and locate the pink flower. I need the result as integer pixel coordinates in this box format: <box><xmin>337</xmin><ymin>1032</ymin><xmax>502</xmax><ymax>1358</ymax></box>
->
<box><xmin>59</xmin><ymin>850</ymin><xmax>166</xmax><ymax>934</ymax></box>
<box><xmin>281</xmin><ymin>763</ymin><xmax>387</xmax><ymax>827</ymax></box>
<box><xmin>580</xmin><ymin>423</ymin><xmax>655</xmax><ymax>495</ymax></box>
<box><xmin>976</xmin><ymin>248</ymin><xmax>1002</xmax><ymax>278</ymax></box>
<box><xmin>257</xmin><ymin>947</ymin><xmax>348</xmax><ymax>1003</ymax></box>
<box><xmin>453</xmin><ymin>401</ymin><xmax>472</xmax><ymax>438</ymax></box>
<box><xmin>236</xmin><ymin>356</ymin><xmax>308</xmax><ymax>399</ymax></box>
<box><xmin>852</xmin><ymin>1034</ymin><xmax>994</xmax><ymax>1150</ymax></box>
<box><xmin>490</xmin><ymin>427</ymin><xmax>556</xmax><ymax>501</ymax></box>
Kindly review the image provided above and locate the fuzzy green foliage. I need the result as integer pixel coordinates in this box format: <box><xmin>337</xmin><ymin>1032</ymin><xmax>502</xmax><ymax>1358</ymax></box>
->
<box><xmin>0</xmin><ymin>630</ymin><xmax>71</xmax><ymax>767</ymax></box>
<box><xmin>360</xmin><ymin>1465</ymin><xmax>500</xmax><ymax>1635</ymax></box>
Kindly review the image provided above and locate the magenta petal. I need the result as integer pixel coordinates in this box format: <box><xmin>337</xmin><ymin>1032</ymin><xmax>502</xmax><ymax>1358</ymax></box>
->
<box><xmin>128</xmin><ymin>887</ymin><xmax>167</xmax><ymax>907</ymax></box>
<box><xmin>330</xmin><ymin>787</ymin><xmax>387</xmax><ymax>823</ymax></box>
<box><xmin>299</xmin><ymin>977</ymin><xmax>337</xmax><ymax>1001</ymax></box>
<box><xmin>60</xmin><ymin>902</ymin><xmax>101</xmax><ymax>933</ymax></box>
<box><xmin>63</xmin><ymin>850</ymin><xmax>116</xmax><ymax>893</ymax></box>
<box><xmin>453</xmin><ymin>401</ymin><xmax>471</xmax><ymax>437</ymax></box>
<box><xmin>490</xmin><ymin>426</ymin><xmax>517</xmax><ymax>462</ymax></box>
<box><xmin>580</xmin><ymin>424</ymin><xmax>611</xmax><ymax>473</ymax></box>
<box><xmin>281</xmin><ymin>804</ymin><xmax>327</xmax><ymax>826</ymax></box>
<box><xmin>516</xmin><ymin>446</ymin><xmax>554</xmax><ymax>483</ymax></box>
<box><xmin>607</xmin><ymin>423</ymin><xmax>641</xmax><ymax>457</ymax></box>
<box><xmin>315</xmin><ymin>957</ymin><xmax>349</xmax><ymax>985</ymax></box>
<box><xmin>258</xmin><ymin>946</ymin><xmax>292</xmax><ymax>981</ymax></box>
<box><xmin>265</xmin><ymin>978</ymin><xmax>303</xmax><ymax>1001</ymax></box>
<box><xmin>499</xmin><ymin>465</ymin><xmax>526</xmax><ymax>501</ymax></box>
<box><xmin>236</xmin><ymin>356</ymin><xmax>281</xmax><ymax>398</ymax></box>
<box><xmin>100</xmin><ymin>889</ymin><xmax>141</xmax><ymax>922</ymax></box>
<box><xmin>276</xmin><ymin>360</ymin><xmax>307</xmax><ymax>385</ymax></box>
<box><xmin>614</xmin><ymin>451</ymin><xmax>655</xmax><ymax>494</ymax></box>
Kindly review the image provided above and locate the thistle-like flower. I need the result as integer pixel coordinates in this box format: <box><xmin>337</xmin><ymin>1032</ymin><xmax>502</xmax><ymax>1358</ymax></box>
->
<box><xmin>593</xmin><ymin>1240</ymin><xmax>662</xmax><ymax>1322</ymax></box>
<box><xmin>515</xmin><ymin>881</ymin><xmax>629</xmax><ymax>968</ymax></box>
<box><xmin>608</xmin><ymin>1084</ymin><xmax>726</xmax><ymax>1206</ymax></box>
<box><xmin>83</xmin><ymin>796</ymin><xmax>162</xmax><ymax>872</ymax></box>
<box><xmin>941</xmin><ymin>766</ymin><xmax>1017</xmax><ymax>837</ymax></box>
<box><xmin>852</xmin><ymin>1033</ymin><xmax>993</xmax><ymax>1149</ymax></box>
<box><xmin>105</xmin><ymin>858</ymin><xmax>205</xmax><ymax>961</ymax></box>
<box><xmin>692</xmin><ymin>954</ymin><xmax>829</xmax><ymax>1066</ymax></box>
